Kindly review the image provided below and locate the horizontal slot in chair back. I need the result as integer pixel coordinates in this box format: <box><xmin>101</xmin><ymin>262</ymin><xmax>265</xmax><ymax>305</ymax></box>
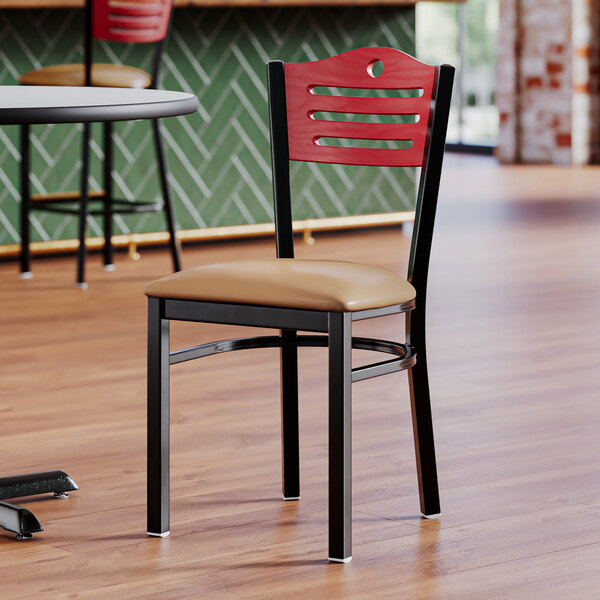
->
<box><xmin>284</xmin><ymin>47</ymin><xmax>436</xmax><ymax>167</ymax></box>
<box><xmin>93</xmin><ymin>0</ymin><xmax>173</xmax><ymax>44</ymax></box>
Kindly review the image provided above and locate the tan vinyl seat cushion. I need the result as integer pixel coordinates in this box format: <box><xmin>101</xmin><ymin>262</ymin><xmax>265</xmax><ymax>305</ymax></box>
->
<box><xmin>19</xmin><ymin>64</ymin><xmax>152</xmax><ymax>89</ymax></box>
<box><xmin>145</xmin><ymin>259</ymin><xmax>416</xmax><ymax>312</ymax></box>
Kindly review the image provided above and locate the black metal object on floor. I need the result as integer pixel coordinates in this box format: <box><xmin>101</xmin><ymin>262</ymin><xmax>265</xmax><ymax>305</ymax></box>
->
<box><xmin>0</xmin><ymin>471</ymin><xmax>79</xmax><ymax>539</ymax></box>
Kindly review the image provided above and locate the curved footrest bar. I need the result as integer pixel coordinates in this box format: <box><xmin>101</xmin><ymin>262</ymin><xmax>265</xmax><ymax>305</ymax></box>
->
<box><xmin>350</xmin><ymin>336</ymin><xmax>416</xmax><ymax>382</ymax></box>
<box><xmin>170</xmin><ymin>334</ymin><xmax>292</xmax><ymax>364</ymax></box>
<box><xmin>105</xmin><ymin>199</ymin><xmax>163</xmax><ymax>214</ymax></box>
<box><xmin>351</xmin><ymin>353</ymin><xmax>416</xmax><ymax>382</ymax></box>
<box><xmin>30</xmin><ymin>198</ymin><xmax>162</xmax><ymax>216</ymax></box>
<box><xmin>170</xmin><ymin>334</ymin><xmax>416</xmax><ymax>381</ymax></box>
<box><xmin>0</xmin><ymin>501</ymin><xmax>43</xmax><ymax>537</ymax></box>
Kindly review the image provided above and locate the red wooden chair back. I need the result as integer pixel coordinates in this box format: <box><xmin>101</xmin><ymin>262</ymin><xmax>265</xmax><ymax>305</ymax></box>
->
<box><xmin>284</xmin><ymin>47</ymin><xmax>436</xmax><ymax>167</ymax></box>
<box><xmin>92</xmin><ymin>0</ymin><xmax>174</xmax><ymax>44</ymax></box>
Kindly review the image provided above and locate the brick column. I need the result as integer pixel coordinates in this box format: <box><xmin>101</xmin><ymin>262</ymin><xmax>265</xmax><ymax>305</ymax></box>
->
<box><xmin>496</xmin><ymin>0</ymin><xmax>519</xmax><ymax>163</ymax></box>
<box><xmin>496</xmin><ymin>0</ymin><xmax>600</xmax><ymax>165</ymax></box>
<box><xmin>572</xmin><ymin>0</ymin><xmax>600</xmax><ymax>164</ymax></box>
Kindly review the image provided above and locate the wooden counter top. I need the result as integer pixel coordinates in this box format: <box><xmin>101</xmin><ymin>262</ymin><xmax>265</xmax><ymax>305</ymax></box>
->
<box><xmin>1</xmin><ymin>0</ymin><xmax>462</xmax><ymax>8</ymax></box>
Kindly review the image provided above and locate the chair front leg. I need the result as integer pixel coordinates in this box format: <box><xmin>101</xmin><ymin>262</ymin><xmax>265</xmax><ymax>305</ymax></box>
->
<box><xmin>328</xmin><ymin>312</ymin><xmax>352</xmax><ymax>563</ymax></box>
<box><xmin>406</xmin><ymin>309</ymin><xmax>440</xmax><ymax>518</ymax></box>
<box><xmin>280</xmin><ymin>329</ymin><xmax>300</xmax><ymax>500</ymax></box>
<box><xmin>147</xmin><ymin>297</ymin><xmax>171</xmax><ymax>537</ymax></box>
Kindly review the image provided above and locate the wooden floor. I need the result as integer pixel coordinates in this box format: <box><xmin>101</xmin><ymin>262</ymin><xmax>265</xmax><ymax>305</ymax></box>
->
<box><xmin>1</xmin><ymin>154</ymin><xmax>600</xmax><ymax>598</ymax></box>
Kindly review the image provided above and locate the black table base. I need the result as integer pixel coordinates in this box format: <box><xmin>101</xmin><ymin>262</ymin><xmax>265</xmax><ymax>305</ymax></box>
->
<box><xmin>0</xmin><ymin>84</ymin><xmax>195</xmax><ymax>541</ymax></box>
<box><xmin>0</xmin><ymin>471</ymin><xmax>78</xmax><ymax>538</ymax></box>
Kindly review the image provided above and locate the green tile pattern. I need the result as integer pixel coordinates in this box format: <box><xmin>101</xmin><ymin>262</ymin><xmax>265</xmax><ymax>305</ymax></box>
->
<box><xmin>0</xmin><ymin>6</ymin><xmax>415</xmax><ymax>245</ymax></box>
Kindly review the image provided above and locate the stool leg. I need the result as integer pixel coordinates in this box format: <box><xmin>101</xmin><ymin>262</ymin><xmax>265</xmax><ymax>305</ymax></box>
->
<box><xmin>103</xmin><ymin>121</ymin><xmax>114</xmax><ymax>270</ymax></box>
<box><xmin>328</xmin><ymin>312</ymin><xmax>352</xmax><ymax>563</ymax></box>
<box><xmin>147</xmin><ymin>297</ymin><xmax>170</xmax><ymax>537</ymax></box>
<box><xmin>280</xmin><ymin>329</ymin><xmax>300</xmax><ymax>500</ymax></box>
<box><xmin>152</xmin><ymin>118</ymin><xmax>182</xmax><ymax>272</ymax></box>
<box><xmin>406</xmin><ymin>310</ymin><xmax>440</xmax><ymax>518</ymax></box>
<box><xmin>19</xmin><ymin>124</ymin><xmax>32</xmax><ymax>278</ymax></box>
<box><xmin>76</xmin><ymin>122</ymin><xmax>91</xmax><ymax>288</ymax></box>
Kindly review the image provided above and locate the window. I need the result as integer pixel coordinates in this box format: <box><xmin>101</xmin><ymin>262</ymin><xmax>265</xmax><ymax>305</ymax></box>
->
<box><xmin>416</xmin><ymin>0</ymin><xmax>499</xmax><ymax>148</ymax></box>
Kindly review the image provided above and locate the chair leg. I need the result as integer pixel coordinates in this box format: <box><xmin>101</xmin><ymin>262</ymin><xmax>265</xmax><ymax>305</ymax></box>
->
<box><xmin>406</xmin><ymin>310</ymin><xmax>441</xmax><ymax>518</ymax></box>
<box><xmin>103</xmin><ymin>121</ymin><xmax>114</xmax><ymax>270</ymax></box>
<box><xmin>147</xmin><ymin>297</ymin><xmax>171</xmax><ymax>537</ymax></box>
<box><xmin>280</xmin><ymin>329</ymin><xmax>300</xmax><ymax>500</ymax></box>
<box><xmin>19</xmin><ymin>124</ymin><xmax>32</xmax><ymax>278</ymax></box>
<box><xmin>328</xmin><ymin>312</ymin><xmax>352</xmax><ymax>563</ymax></box>
<box><xmin>152</xmin><ymin>118</ymin><xmax>182</xmax><ymax>272</ymax></box>
<box><xmin>76</xmin><ymin>122</ymin><xmax>91</xmax><ymax>288</ymax></box>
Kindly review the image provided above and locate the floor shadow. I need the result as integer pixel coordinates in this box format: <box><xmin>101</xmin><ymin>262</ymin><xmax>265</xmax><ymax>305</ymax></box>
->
<box><xmin>229</xmin><ymin>558</ymin><xmax>327</xmax><ymax>569</ymax></box>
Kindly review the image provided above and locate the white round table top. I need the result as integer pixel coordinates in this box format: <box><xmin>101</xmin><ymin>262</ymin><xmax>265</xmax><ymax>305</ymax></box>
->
<box><xmin>0</xmin><ymin>86</ymin><xmax>198</xmax><ymax>125</ymax></box>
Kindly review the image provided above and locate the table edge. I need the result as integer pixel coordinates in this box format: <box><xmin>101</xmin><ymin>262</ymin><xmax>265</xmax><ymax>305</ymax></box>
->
<box><xmin>0</xmin><ymin>95</ymin><xmax>198</xmax><ymax>125</ymax></box>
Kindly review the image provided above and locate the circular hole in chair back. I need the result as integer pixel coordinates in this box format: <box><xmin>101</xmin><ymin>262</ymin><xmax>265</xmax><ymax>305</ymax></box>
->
<box><xmin>367</xmin><ymin>59</ymin><xmax>384</xmax><ymax>78</ymax></box>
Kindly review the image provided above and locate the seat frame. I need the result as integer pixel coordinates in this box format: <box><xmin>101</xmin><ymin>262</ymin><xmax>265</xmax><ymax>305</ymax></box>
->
<box><xmin>147</xmin><ymin>51</ymin><xmax>454</xmax><ymax>562</ymax></box>
<box><xmin>20</xmin><ymin>0</ymin><xmax>181</xmax><ymax>286</ymax></box>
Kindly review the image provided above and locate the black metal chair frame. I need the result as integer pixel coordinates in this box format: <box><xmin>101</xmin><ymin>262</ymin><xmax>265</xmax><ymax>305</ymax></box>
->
<box><xmin>147</xmin><ymin>57</ymin><xmax>454</xmax><ymax>562</ymax></box>
<box><xmin>20</xmin><ymin>0</ymin><xmax>181</xmax><ymax>287</ymax></box>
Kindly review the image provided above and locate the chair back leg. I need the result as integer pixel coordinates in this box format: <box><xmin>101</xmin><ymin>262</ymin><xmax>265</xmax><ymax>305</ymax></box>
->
<box><xmin>152</xmin><ymin>118</ymin><xmax>182</xmax><ymax>272</ymax></box>
<box><xmin>280</xmin><ymin>329</ymin><xmax>300</xmax><ymax>500</ymax></box>
<box><xmin>147</xmin><ymin>297</ymin><xmax>171</xmax><ymax>537</ymax></box>
<box><xmin>328</xmin><ymin>312</ymin><xmax>353</xmax><ymax>563</ymax></box>
<box><xmin>406</xmin><ymin>309</ymin><xmax>441</xmax><ymax>517</ymax></box>
<box><xmin>103</xmin><ymin>121</ymin><xmax>115</xmax><ymax>269</ymax></box>
<box><xmin>76</xmin><ymin>122</ymin><xmax>92</xmax><ymax>288</ymax></box>
<box><xmin>19</xmin><ymin>125</ymin><xmax>32</xmax><ymax>277</ymax></box>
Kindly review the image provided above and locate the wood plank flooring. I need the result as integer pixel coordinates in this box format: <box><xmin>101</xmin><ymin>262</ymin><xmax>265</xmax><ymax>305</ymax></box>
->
<box><xmin>1</xmin><ymin>154</ymin><xmax>600</xmax><ymax>598</ymax></box>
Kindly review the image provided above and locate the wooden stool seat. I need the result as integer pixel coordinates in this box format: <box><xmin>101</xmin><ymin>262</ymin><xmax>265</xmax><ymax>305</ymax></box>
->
<box><xmin>145</xmin><ymin>259</ymin><xmax>417</xmax><ymax>312</ymax></box>
<box><xmin>19</xmin><ymin>63</ymin><xmax>152</xmax><ymax>89</ymax></box>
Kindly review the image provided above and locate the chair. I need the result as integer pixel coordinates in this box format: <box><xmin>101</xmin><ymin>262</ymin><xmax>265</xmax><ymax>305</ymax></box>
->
<box><xmin>144</xmin><ymin>47</ymin><xmax>454</xmax><ymax>562</ymax></box>
<box><xmin>19</xmin><ymin>0</ymin><xmax>181</xmax><ymax>287</ymax></box>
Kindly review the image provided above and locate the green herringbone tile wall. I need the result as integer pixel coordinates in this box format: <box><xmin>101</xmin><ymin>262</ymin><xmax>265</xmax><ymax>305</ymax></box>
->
<box><xmin>0</xmin><ymin>6</ymin><xmax>415</xmax><ymax>245</ymax></box>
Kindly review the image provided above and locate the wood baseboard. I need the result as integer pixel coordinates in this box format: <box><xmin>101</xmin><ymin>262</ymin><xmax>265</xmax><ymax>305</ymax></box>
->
<box><xmin>0</xmin><ymin>211</ymin><xmax>414</xmax><ymax>259</ymax></box>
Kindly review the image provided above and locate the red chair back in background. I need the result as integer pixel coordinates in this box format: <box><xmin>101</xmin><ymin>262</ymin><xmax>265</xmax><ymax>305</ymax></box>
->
<box><xmin>92</xmin><ymin>0</ymin><xmax>173</xmax><ymax>44</ymax></box>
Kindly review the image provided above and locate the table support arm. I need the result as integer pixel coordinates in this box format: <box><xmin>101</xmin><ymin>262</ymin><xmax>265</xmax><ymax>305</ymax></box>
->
<box><xmin>0</xmin><ymin>501</ymin><xmax>43</xmax><ymax>538</ymax></box>
<box><xmin>0</xmin><ymin>470</ymin><xmax>79</xmax><ymax>538</ymax></box>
